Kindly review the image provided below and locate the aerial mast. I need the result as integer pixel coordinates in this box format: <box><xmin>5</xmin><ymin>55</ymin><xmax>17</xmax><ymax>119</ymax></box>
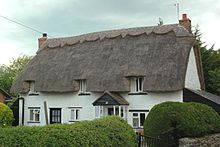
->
<box><xmin>174</xmin><ymin>3</ymin><xmax>180</xmax><ymax>21</ymax></box>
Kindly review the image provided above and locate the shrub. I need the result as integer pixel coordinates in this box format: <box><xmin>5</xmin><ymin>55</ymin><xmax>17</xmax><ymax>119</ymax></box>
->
<box><xmin>0</xmin><ymin>116</ymin><xmax>137</xmax><ymax>146</ymax></box>
<box><xmin>144</xmin><ymin>102</ymin><xmax>220</xmax><ymax>145</ymax></box>
<box><xmin>0</xmin><ymin>102</ymin><xmax>14</xmax><ymax>127</ymax></box>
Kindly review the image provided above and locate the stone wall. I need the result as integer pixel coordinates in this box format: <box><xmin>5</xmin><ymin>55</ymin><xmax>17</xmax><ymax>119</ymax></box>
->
<box><xmin>179</xmin><ymin>133</ymin><xmax>220</xmax><ymax>147</ymax></box>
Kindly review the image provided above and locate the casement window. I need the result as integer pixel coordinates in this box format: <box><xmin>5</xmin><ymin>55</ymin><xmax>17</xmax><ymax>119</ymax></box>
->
<box><xmin>29</xmin><ymin>108</ymin><xmax>40</xmax><ymax>122</ymax></box>
<box><xmin>69</xmin><ymin>108</ymin><xmax>81</xmax><ymax>121</ymax></box>
<box><xmin>50</xmin><ymin>108</ymin><xmax>61</xmax><ymax>124</ymax></box>
<box><xmin>132</xmin><ymin>112</ymin><xmax>147</xmax><ymax>128</ymax></box>
<box><xmin>28</xmin><ymin>81</ymin><xmax>38</xmax><ymax>95</ymax></box>
<box><xmin>130</xmin><ymin>77</ymin><xmax>144</xmax><ymax>93</ymax></box>
<box><xmin>79</xmin><ymin>80</ymin><xmax>87</xmax><ymax>93</ymax></box>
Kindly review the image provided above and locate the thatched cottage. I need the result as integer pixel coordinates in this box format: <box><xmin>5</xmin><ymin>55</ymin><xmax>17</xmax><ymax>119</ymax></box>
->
<box><xmin>11</xmin><ymin>14</ymin><xmax>205</xmax><ymax>130</ymax></box>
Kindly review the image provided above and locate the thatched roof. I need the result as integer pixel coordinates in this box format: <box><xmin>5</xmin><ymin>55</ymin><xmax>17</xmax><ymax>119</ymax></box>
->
<box><xmin>11</xmin><ymin>24</ymin><xmax>194</xmax><ymax>93</ymax></box>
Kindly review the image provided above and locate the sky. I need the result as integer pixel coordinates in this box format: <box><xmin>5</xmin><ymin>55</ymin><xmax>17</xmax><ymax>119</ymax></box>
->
<box><xmin>0</xmin><ymin>0</ymin><xmax>220</xmax><ymax>65</ymax></box>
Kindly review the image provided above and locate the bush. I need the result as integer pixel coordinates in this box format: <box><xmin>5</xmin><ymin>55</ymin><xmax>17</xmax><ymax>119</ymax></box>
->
<box><xmin>0</xmin><ymin>116</ymin><xmax>137</xmax><ymax>146</ymax></box>
<box><xmin>0</xmin><ymin>102</ymin><xmax>14</xmax><ymax>127</ymax></box>
<box><xmin>144</xmin><ymin>102</ymin><xmax>220</xmax><ymax>144</ymax></box>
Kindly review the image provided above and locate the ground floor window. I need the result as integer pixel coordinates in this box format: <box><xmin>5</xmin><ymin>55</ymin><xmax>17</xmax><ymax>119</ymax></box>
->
<box><xmin>132</xmin><ymin>112</ymin><xmax>148</xmax><ymax>128</ymax></box>
<box><xmin>69</xmin><ymin>108</ymin><xmax>81</xmax><ymax>121</ymax></box>
<box><xmin>95</xmin><ymin>105</ymin><xmax>128</xmax><ymax>120</ymax></box>
<box><xmin>50</xmin><ymin>108</ymin><xmax>61</xmax><ymax>124</ymax></box>
<box><xmin>28</xmin><ymin>107</ymin><xmax>40</xmax><ymax>122</ymax></box>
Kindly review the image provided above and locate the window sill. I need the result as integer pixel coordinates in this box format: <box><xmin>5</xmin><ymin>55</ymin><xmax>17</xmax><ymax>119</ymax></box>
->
<box><xmin>28</xmin><ymin>93</ymin><xmax>39</xmax><ymax>96</ymax></box>
<box><xmin>128</xmin><ymin>92</ymin><xmax>148</xmax><ymax>95</ymax></box>
<box><xmin>133</xmin><ymin>127</ymin><xmax>144</xmax><ymax>129</ymax></box>
<box><xmin>78</xmin><ymin>93</ymin><xmax>91</xmax><ymax>96</ymax></box>
<box><xmin>69</xmin><ymin>120</ymin><xmax>80</xmax><ymax>122</ymax></box>
<box><xmin>27</xmin><ymin>121</ymin><xmax>40</xmax><ymax>123</ymax></box>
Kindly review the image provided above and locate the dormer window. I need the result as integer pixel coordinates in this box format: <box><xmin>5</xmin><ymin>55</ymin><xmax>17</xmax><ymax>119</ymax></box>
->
<box><xmin>28</xmin><ymin>81</ymin><xmax>38</xmax><ymax>95</ymax></box>
<box><xmin>79</xmin><ymin>80</ymin><xmax>87</xmax><ymax>93</ymax></box>
<box><xmin>30</xmin><ymin>82</ymin><xmax>35</xmax><ymax>93</ymax></box>
<box><xmin>130</xmin><ymin>77</ymin><xmax>144</xmax><ymax>93</ymax></box>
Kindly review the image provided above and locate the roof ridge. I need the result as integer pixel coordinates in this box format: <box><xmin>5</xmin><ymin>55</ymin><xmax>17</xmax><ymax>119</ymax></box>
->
<box><xmin>38</xmin><ymin>24</ymin><xmax>192</xmax><ymax>52</ymax></box>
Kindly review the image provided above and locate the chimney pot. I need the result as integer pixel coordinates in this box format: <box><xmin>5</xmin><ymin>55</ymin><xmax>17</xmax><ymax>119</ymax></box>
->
<box><xmin>182</xmin><ymin>14</ymin><xmax>187</xmax><ymax>20</ymax></box>
<box><xmin>42</xmin><ymin>33</ymin><xmax>47</xmax><ymax>37</ymax></box>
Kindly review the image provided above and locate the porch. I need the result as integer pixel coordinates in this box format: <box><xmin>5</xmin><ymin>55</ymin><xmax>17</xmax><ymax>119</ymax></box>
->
<box><xmin>93</xmin><ymin>91</ymin><xmax>129</xmax><ymax>119</ymax></box>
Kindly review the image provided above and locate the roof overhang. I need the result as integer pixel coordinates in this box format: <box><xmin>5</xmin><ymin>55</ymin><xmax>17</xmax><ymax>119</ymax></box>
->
<box><xmin>93</xmin><ymin>91</ymin><xmax>129</xmax><ymax>106</ymax></box>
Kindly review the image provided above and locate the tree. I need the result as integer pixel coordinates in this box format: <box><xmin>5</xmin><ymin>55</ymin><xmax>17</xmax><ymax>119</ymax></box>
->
<box><xmin>0</xmin><ymin>55</ymin><xmax>32</xmax><ymax>96</ymax></box>
<box><xmin>194</xmin><ymin>26</ymin><xmax>220</xmax><ymax>95</ymax></box>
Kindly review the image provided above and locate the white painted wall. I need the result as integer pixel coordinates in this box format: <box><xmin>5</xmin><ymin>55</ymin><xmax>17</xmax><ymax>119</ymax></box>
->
<box><xmin>20</xmin><ymin>90</ymin><xmax>182</xmax><ymax>127</ymax></box>
<box><xmin>121</xmin><ymin>90</ymin><xmax>183</xmax><ymax>126</ymax></box>
<box><xmin>185</xmin><ymin>47</ymin><xmax>201</xmax><ymax>90</ymax></box>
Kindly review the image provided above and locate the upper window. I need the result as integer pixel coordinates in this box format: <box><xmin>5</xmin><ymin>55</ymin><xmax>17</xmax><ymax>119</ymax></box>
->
<box><xmin>28</xmin><ymin>81</ymin><xmax>38</xmax><ymax>95</ymax></box>
<box><xmin>79</xmin><ymin>80</ymin><xmax>87</xmax><ymax>93</ymax></box>
<box><xmin>29</xmin><ymin>108</ymin><xmax>40</xmax><ymax>122</ymax></box>
<box><xmin>130</xmin><ymin>77</ymin><xmax>144</xmax><ymax>93</ymax></box>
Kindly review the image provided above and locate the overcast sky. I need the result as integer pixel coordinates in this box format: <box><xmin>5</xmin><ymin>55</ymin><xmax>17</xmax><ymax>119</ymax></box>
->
<box><xmin>0</xmin><ymin>0</ymin><xmax>219</xmax><ymax>64</ymax></box>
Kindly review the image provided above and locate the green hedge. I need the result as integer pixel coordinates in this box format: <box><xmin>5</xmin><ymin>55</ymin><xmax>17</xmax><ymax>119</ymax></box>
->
<box><xmin>0</xmin><ymin>116</ymin><xmax>137</xmax><ymax>146</ymax></box>
<box><xmin>0</xmin><ymin>103</ymin><xmax>14</xmax><ymax>127</ymax></box>
<box><xmin>144</xmin><ymin>102</ymin><xmax>220</xmax><ymax>142</ymax></box>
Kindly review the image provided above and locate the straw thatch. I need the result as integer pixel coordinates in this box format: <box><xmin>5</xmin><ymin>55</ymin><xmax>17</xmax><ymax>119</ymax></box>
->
<box><xmin>11</xmin><ymin>24</ymin><xmax>194</xmax><ymax>93</ymax></box>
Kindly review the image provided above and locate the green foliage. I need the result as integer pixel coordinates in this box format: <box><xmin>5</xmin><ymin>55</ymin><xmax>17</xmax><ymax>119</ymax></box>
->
<box><xmin>194</xmin><ymin>26</ymin><xmax>220</xmax><ymax>95</ymax></box>
<box><xmin>0</xmin><ymin>102</ymin><xmax>14</xmax><ymax>127</ymax></box>
<box><xmin>144</xmin><ymin>102</ymin><xmax>220</xmax><ymax>144</ymax></box>
<box><xmin>0</xmin><ymin>116</ymin><xmax>137</xmax><ymax>146</ymax></box>
<box><xmin>0</xmin><ymin>55</ymin><xmax>32</xmax><ymax>96</ymax></box>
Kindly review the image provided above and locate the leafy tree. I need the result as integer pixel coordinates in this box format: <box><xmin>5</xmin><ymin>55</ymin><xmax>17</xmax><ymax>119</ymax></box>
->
<box><xmin>0</xmin><ymin>55</ymin><xmax>32</xmax><ymax>96</ymax></box>
<box><xmin>193</xmin><ymin>26</ymin><xmax>220</xmax><ymax>95</ymax></box>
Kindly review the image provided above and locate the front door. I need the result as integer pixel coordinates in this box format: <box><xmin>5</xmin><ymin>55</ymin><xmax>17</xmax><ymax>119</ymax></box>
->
<box><xmin>50</xmin><ymin>108</ymin><xmax>61</xmax><ymax>124</ymax></box>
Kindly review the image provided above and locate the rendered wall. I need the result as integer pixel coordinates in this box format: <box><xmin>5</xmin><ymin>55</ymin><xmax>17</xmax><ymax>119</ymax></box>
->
<box><xmin>185</xmin><ymin>47</ymin><xmax>201</xmax><ymax>90</ymax></box>
<box><xmin>20</xmin><ymin>90</ymin><xmax>182</xmax><ymax>127</ymax></box>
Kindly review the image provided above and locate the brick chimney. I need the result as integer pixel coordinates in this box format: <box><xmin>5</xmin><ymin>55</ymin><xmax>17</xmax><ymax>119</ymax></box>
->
<box><xmin>38</xmin><ymin>33</ymin><xmax>47</xmax><ymax>49</ymax></box>
<box><xmin>179</xmin><ymin>14</ymin><xmax>191</xmax><ymax>33</ymax></box>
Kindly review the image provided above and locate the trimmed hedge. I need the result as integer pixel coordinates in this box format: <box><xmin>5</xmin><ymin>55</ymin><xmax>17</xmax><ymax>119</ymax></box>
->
<box><xmin>144</xmin><ymin>102</ymin><xmax>220</xmax><ymax>141</ymax></box>
<box><xmin>0</xmin><ymin>103</ymin><xmax>14</xmax><ymax>127</ymax></box>
<box><xmin>0</xmin><ymin>116</ymin><xmax>137</xmax><ymax>146</ymax></box>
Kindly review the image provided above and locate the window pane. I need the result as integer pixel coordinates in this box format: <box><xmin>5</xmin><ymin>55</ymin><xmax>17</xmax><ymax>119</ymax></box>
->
<box><xmin>76</xmin><ymin>110</ymin><xmax>79</xmax><ymax>120</ymax></box>
<box><xmin>30</xmin><ymin>110</ymin><xmax>34</xmax><ymax>121</ymax></box>
<box><xmin>115</xmin><ymin>107</ymin><xmax>119</xmax><ymax>116</ymax></box>
<box><xmin>71</xmin><ymin>110</ymin><xmax>75</xmax><ymax>120</ymax></box>
<box><xmin>136</xmin><ymin>78</ymin><xmax>139</xmax><ymax>92</ymax></box>
<box><xmin>140</xmin><ymin>113</ymin><xmax>146</xmax><ymax>126</ymax></box>
<box><xmin>133</xmin><ymin>118</ymin><xmax>139</xmax><ymax>128</ymax></box>
<box><xmin>139</xmin><ymin>78</ymin><xmax>142</xmax><ymax>91</ymax></box>
<box><xmin>35</xmin><ymin>113</ymin><xmax>40</xmax><ymax>121</ymax></box>
<box><xmin>121</xmin><ymin>107</ymin><xmax>123</xmax><ymax>117</ymax></box>
<box><xmin>133</xmin><ymin>113</ymin><xmax>138</xmax><ymax>117</ymax></box>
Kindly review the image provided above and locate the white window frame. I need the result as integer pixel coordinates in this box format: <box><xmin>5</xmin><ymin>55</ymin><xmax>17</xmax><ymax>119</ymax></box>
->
<box><xmin>132</xmin><ymin>112</ymin><xmax>147</xmax><ymax>128</ymax></box>
<box><xmin>130</xmin><ymin>77</ymin><xmax>144</xmax><ymax>93</ymax></box>
<box><xmin>28</xmin><ymin>81</ymin><xmax>38</xmax><ymax>94</ymax></box>
<box><xmin>79</xmin><ymin>80</ymin><xmax>87</xmax><ymax>93</ymax></box>
<box><xmin>29</xmin><ymin>108</ymin><xmax>40</xmax><ymax>122</ymax></box>
<box><xmin>69</xmin><ymin>108</ymin><xmax>81</xmax><ymax>121</ymax></box>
